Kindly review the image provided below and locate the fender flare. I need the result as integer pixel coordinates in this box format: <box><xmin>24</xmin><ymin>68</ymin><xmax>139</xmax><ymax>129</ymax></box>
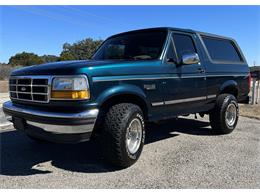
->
<box><xmin>95</xmin><ymin>84</ymin><xmax>149</xmax><ymax>109</ymax></box>
<box><xmin>219</xmin><ymin>80</ymin><xmax>238</xmax><ymax>96</ymax></box>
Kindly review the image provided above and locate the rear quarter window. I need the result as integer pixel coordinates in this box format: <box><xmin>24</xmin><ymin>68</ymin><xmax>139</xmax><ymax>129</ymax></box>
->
<box><xmin>202</xmin><ymin>36</ymin><xmax>244</xmax><ymax>63</ymax></box>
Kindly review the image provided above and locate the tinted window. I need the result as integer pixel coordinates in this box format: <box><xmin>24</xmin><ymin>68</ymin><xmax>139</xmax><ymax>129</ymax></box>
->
<box><xmin>172</xmin><ymin>34</ymin><xmax>196</xmax><ymax>59</ymax></box>
<box><xmin>93</xmin><ymin>31</ymin><xmax>167</xmax><ymax>60</ymax></box>
<box><xmin>202</xmin><ymin>36</ymin><xmax>243</xmax><ymax>62</ymax></box>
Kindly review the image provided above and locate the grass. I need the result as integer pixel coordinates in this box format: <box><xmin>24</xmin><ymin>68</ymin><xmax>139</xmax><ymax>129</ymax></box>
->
<box><xmin>239</xmin><ymin>103</ymin><xmax>260</xmax><ymax>120</ymax></box>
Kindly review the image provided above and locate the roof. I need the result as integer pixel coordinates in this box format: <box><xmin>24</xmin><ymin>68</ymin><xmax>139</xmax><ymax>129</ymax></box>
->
<box><xmin>109</xmin><ymin>27</ymin><xmax>232</xmax><ymax>40</ymax></box>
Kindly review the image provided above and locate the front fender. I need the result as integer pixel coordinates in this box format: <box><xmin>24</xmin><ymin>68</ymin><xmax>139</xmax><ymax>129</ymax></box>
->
<box><xmin>95</xmin><ymin>83</ymin><xmax>149</xmax><ymax>107</ymax></box>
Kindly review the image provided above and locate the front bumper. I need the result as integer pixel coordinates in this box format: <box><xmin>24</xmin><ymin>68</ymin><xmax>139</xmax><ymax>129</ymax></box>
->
<box><xmin>3</xmin><ymin>101</ymin><xmax>99</xmax><ymax>143</ymax></box>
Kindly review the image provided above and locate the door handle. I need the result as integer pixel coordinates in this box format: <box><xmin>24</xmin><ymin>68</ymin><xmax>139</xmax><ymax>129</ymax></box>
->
<box><xmin>197</xmin><ymin>68</ymin><xmax>205</xmax><ymax>74</ymax></box>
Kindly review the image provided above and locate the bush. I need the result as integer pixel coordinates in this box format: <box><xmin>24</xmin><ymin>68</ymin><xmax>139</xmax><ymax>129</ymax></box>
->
<box><xmin>0</xmin><ymin>65</ymin><xmax>12</xmax><ymax>80</ymax></box>
<box><xmin>0</xmin><ymin>65</ymin><xmax>23</xmax><ymax>80</ymax></box>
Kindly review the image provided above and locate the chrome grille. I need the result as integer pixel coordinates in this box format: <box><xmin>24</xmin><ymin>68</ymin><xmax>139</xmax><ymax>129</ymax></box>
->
<box><xmin>9</xmin><ymin>76</ymin><xmax>50</xmax><ymax>103</ymax></box>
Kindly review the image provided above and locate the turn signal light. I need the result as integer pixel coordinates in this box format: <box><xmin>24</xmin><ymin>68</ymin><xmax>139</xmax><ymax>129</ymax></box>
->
<box><xmin>51</xmin><ymin>90</ymin><xmax>90</xmax><ymax>100</ymax></box>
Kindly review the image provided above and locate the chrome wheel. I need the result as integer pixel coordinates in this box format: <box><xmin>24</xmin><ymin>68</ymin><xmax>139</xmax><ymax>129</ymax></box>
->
<box><xmin>126</xmin><ymin>118</ymin><xmax>142</xmax><ymax>154</ymax></box>
<box><xmin>225</xmin><ymin>103</ymin><xmax>237</xmax><ymax>127</ymax></box>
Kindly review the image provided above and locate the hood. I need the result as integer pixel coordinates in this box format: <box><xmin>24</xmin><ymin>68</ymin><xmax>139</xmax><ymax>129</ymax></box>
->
<box><xmin>11</xmin><ymin>60</ymin><xmax>121</xmax><ymax>76</ymax></box>
<box><xmin>11</xmin><ymin>59</ymin><xmax>162</xmax><ymax>78</ymax></box>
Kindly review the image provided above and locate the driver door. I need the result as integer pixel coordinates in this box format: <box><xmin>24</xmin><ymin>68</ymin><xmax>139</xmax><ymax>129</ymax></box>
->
<box><xmin>163</xmin><ymin>32</ymin><xmax>207</xmax><ymax>116</ymax></box>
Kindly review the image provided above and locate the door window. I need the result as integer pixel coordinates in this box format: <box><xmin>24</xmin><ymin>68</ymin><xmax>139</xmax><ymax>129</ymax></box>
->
<box><xmin>172</xmin><ymin>33</ymin><xmax>197</xmax><ymax>60</ymax></box>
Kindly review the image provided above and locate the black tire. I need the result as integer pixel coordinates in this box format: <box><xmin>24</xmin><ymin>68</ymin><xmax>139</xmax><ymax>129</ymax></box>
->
<box><xmin>209</xmin><ymin>93</ymin><xmax>239</xmax><ymax>134</ymax></box>
<box><xmin>101</xmin><ymin>103</ymin><xmax>145</xmax><ymax>167</ymax></box>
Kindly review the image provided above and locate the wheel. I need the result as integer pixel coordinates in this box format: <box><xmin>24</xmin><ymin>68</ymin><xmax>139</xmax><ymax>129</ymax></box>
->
<box><xmin>101</xmin><ymin>103</ymin><xmax>145</xmax><ymax>167</ymax></box>
<box><xmin>209</xmin><ymin>94</ymin><xmax>239</xmax><ymax>134</ymax></box>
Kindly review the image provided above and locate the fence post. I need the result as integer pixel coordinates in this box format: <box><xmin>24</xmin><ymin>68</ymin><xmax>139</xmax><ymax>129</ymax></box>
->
<box><xmin>251</xmin><ymin>78</ymin><xmax>256</xmax><ymax>105</ymax></box>
<box><xmin>256</xmin><ymin>80</ymin><xmax>259</xmax><ymax>104</ymax></box>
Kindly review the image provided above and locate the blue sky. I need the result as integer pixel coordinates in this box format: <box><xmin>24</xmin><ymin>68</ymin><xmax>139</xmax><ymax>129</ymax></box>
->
<box><xmin>0</xmin><ymin>5</ymin><xmax>259</xmax><ymax>65</ymax></box>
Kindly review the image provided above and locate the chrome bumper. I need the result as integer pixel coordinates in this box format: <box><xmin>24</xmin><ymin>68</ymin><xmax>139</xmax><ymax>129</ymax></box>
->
<box><xmin>3</xmin><ymin>101</ymin><xmax>99</xmax><ymax>134</ymax></box>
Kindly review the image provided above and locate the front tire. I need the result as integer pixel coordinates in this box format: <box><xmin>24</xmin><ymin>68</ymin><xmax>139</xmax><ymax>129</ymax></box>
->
<box><xmin>209</xmin><ymin>94</ymin><xmax>239</xmax><ymax>134</ymax></box>
<box><xmin>101</xmin><ymin>103</ymin><xmax>145</xmax><ymax>167</ymax></box>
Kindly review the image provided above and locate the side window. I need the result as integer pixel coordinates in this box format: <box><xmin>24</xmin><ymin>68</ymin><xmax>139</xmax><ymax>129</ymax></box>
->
<box><xmin>172</xmin><ymin>33</ymin><xmax>197</xmax><ymax>60</ymax></box>
<box><xmin>165</xmin><ymin>39</ymin><xmax>177</xmax><ymax>63</ymax></box>
<box><xmin>202</xmin><ymin>36</ymin><xmax>243</xmax><ymax>62</ymax></box>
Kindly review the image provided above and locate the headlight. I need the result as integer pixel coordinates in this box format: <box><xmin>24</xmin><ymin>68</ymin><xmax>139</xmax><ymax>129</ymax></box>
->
<box><xmin>51</xmin><ymin>76</ymin><xmax>90</xmax><ymax>100</ymax></box>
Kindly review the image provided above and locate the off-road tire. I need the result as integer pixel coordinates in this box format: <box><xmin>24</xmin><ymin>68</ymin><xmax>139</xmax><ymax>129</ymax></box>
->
<box><xmin>101</xmin><ymin>103</ymin><xmax>145</xmax><ymax>167</ymax></box>
<box><xmin>209</xmin><ymin>94</ymin><xmax>239</xmax><ymax>134</ymax></box>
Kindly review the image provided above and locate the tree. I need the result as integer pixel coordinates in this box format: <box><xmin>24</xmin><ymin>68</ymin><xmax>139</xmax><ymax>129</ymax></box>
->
<box><xmin>60</xmin><ymin>38</ymin><xmax>103</xmax><ymax>61</ymax></box>
<box><xmin>9</xmin><ymin>52</ymin><xmax>44</xmax><ymax>66</ymax></box>
<box><xmin>41</xmin><ymin>55</ymin><xmax>59</xmax><ymax>63</ymax></box>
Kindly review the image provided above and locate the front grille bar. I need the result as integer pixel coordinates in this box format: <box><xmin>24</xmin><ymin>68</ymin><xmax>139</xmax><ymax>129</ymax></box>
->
<box><xmin>9</xmin><ymin>76</ymin><xmax>51</xmax><ymax>103</ymax></box>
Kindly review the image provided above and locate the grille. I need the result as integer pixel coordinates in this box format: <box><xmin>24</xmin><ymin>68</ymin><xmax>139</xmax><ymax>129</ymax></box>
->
<box><xmin>9</xmin><ymin>76</ymin><xmax>50</xmax><ymax>103</ymax></box>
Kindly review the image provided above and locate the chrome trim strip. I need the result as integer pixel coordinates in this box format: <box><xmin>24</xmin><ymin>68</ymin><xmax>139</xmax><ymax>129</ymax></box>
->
<box><xmin>10</xmin><ymin>97</ymin><xmax>48</xmax><ymax>104</ymax></box>
<box><xmin>10</xmin><ymin>84</ymin><xmax>48</xmax><ymax>87</ymax></box>
<box><xmin>151</xmin><ymin>94</ymin><xmax>217</xmax><ymax>107</ymax></box>
<box><xmin>151</xmin><ymin>102</ymin><xmax>164</xmax><ymax>106</ymax></box>
<box><xmin>164</xmin><ymin>96</ymin><xmax>206</xmax><ymax>105</ymax></box>
<box><xmin>10</xmin><ymin>91</ymin><xmax>47</xmax><ymax>95</ymax></box>
<box><xmin>26</xmin><ymin>121</ymin><xmax>94</xmax><ymax>134</ymax></box>
<box><xmin>3</xmin><ymin>101</ymin><xmax>99</xmax><ymax>119</ymax></box>
<box><xmin>206</xmin><ymin>74</ymin><xmax>248</xmax><ymax>77</ymax></box>
<box><xmin>182</xmin><ymin>75</ymin><xmax>205</xmax><ymax>78</ymax></box>
<box><xmin>207</xmin><ymin>94</ymin><xmax>217</xmax><ymax>99</ymax></box>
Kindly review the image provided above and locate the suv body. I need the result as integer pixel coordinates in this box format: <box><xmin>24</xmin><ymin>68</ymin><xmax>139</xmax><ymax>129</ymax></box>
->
<box><xmin>3</xmin><ymin>27</ymin><xmax>250</xmax><ymax>167</ymax></box>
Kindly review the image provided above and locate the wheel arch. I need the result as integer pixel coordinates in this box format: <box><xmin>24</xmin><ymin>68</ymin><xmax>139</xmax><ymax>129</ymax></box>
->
<box><xmin>91</xmin><ymin>84</ymin><xmax>150</xmax><ymax>137</ymax></box>
<box><xmin>219</xmin><ymin>80</ymin><xmax>238</xmax><ymax>98</ymax></box>
<box><xmin>100</xmin><ymin>93</ymin><xmax>149</xmax><ymax>118</ymax></box>
<box><xmin>96</xmin><ymin>84</ymin><xmax>149</xmax><ymax>115</ymax></box>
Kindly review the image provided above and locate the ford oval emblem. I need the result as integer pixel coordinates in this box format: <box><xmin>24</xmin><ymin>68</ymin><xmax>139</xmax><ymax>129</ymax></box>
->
<box><xmin>21</xmin><ymin>87</ymin><xmax>26</xmax><ymax>91</ymax></box>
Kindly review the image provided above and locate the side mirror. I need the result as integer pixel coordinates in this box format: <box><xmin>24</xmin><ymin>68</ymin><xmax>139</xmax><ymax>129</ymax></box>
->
<box><xmin>181</xmin><ymin>52</ymin><xmax>200</xmax><ymax>65</ymax></box>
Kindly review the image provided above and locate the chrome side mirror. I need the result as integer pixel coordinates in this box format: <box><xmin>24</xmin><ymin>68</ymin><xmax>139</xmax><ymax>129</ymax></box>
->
<box><xmin>181</xmin><ymin>52</ymin><xmax>200</xmax><ymax>65</ymax></box>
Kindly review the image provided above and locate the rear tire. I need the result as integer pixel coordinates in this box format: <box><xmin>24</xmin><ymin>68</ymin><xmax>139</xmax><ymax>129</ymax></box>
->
<box><xmin>209</xmin><ymin>94</ymin><xmax>239</xmax><ymax>134</ymax></box>
<box><xmin>101</xmin><ymin>103</ymin><xmax>145</xmax><ymax>167</ymax></box>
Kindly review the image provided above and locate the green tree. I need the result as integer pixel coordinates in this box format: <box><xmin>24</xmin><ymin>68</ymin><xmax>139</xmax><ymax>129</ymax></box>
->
<box><xmin>41</xmin><ymin>55</ymin><xmax>59</xmax><ymax>63</ymax></box>
<box><xmin>9</xmin><ymin>52</ymin><xmax>44</xmax><ymax>66</ymax></box>
<box><xmin>60</xmin><ymin>38</ymin><xmax>103</xmax><ymax>61</ymax></box>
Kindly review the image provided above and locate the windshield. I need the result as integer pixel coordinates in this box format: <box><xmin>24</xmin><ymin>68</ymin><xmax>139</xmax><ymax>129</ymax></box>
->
<box><xmin>92</xmin><ymin>31</ymin><xmax>167</xmax><ymax>60</ymax></box>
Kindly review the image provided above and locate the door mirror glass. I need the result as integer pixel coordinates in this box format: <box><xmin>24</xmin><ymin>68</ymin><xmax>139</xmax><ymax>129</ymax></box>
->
<box><xmin>181</xmin><ymin>52</ymin><xmax>200</xmax><ymax>65</ymax></box>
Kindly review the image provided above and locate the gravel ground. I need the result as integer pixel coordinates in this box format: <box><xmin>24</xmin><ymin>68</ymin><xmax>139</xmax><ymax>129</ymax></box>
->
<box><xmin>0</xmin><ymin>93</ymin><xmax>9</xmax><ymax>106</ymax></box>
<box><xmin>0</xmin><ymin>114</ymin><xmax>259</xmax><ymax>188</ymax></box>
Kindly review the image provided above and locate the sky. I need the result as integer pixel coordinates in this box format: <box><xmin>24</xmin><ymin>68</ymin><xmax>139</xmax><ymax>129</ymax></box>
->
<box><xmin>0</xmin><ymin>5</ymin><xmax>259</xmax><ymax>66</ymax></box>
